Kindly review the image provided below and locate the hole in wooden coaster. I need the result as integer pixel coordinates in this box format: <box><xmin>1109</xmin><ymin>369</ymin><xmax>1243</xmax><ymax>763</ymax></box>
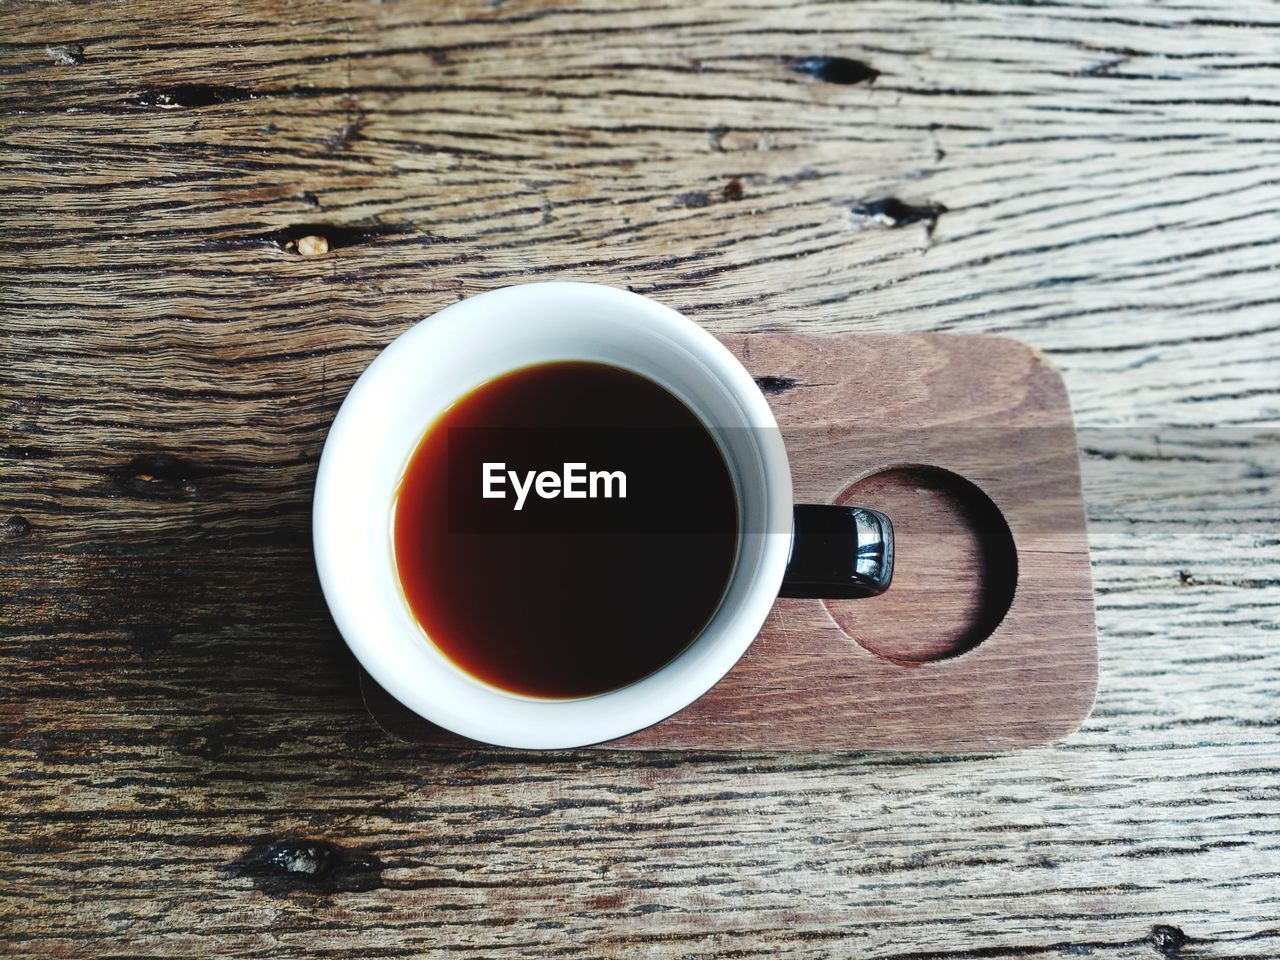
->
<box><xmin>823</xmin><ymin>465</ymin><xmax>1017</xmax><ymax>664</ymax></box>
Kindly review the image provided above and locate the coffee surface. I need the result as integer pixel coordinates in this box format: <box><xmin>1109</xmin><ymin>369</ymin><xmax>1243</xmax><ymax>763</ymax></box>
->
<box><xmin>393</xmin><ymin>361</ymin><xmax>738</xmax><ymax>699</ymax></box>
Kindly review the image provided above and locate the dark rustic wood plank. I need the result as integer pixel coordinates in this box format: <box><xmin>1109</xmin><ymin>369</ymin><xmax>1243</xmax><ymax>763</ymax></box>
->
<box><xmin>1</xmin><ymin>0</ymin><xmax>1277</xmax><ymax>957</ymax></box>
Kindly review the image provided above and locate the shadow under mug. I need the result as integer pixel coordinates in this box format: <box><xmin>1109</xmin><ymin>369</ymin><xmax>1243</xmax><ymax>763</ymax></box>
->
<box><xmin>313</xmin><ymin>282</ymin><xmax>893</xmax><ymax>749</ymax></box>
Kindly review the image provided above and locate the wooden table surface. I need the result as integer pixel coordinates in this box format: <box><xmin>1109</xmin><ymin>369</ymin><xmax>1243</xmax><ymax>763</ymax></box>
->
<box><xmin>2</xmin><ymin>1</ymin><xmax>1277</xmax><ymax>957</ymax></box>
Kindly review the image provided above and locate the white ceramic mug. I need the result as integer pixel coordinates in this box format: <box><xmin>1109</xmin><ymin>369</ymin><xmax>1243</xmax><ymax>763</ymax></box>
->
<box><xmin>313</xmin><ymin>282</ymin><xmax>891</xmax><ymax>748</ymax></box>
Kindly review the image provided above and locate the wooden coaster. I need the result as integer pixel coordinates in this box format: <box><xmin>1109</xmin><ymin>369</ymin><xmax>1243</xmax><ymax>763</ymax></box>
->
<box><xmin>361</xmin><ymin>333</ymin><xmax>1097</xmax><ymax>752</ymax></box>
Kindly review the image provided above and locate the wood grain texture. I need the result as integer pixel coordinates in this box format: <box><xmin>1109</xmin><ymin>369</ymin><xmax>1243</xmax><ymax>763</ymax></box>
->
<box><xmin>1</xmin><ymin>0</ymin><xmax>1278</xmax><ymax>958</ymax></box>
<box><xmin>367</xmin><ymin>332</ymin><xmax>1097</xmax><ymax>752</ymax></box>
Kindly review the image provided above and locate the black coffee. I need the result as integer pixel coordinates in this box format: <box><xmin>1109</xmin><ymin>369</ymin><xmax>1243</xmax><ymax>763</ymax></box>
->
<box><xmin>393</xmin><ymin>361</ymin><xmax>738</xmax><ymax>698</ymax></box>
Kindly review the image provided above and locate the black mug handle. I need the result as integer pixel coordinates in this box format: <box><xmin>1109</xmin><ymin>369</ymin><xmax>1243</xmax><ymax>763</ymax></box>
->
<box><xmin>780</xmin><ymin>505</ymin><xmax>894</xmax><ymax>599</ymax></box>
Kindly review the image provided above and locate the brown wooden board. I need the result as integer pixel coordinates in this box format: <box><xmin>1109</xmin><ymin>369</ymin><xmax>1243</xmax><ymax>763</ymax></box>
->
<box><xmin>365</xmin><ymin>332</ymin><xmax>1098</xmax><ymax>751</ymax></box>
<box><xmin>9</xmin><ymin>2</ymin><xmax>1277</xmax><ymax>952</ymax></box>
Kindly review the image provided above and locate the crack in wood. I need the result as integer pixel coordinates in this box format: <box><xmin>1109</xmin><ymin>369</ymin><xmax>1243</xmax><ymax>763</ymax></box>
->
<box><xmin>45</xmin><ymin>43</ymin><xmax>85</xmax><ymax>66</ymax></box>
<box><xmin>790</xmin><ymin>56</ymin><xmax>879</xmax><ymax>85</ymax></box>
<box><xmin>128</xmin><ymin>85</ymin><xmax>257</xmax><ymax>109</ymax></box>
<box><xmin>110</xmin><ymin>454</ymin><xmax>220</xmax><ymax>501</ymax></box>
<box><xmin>231</xmin><ymin>839</ymin><xmax>387</xmax><ymax>895</ymax></box>
<box><xmin>753</xmin><ymin>375</ymin><xmax>801</xmax><ymax>394</ymax></box>
<box><xmin>676</xmin><ymin>180</ymin><xmax>745</xmax><ymax>209</ymax></box>
<box><xmin>1</xmin><ymin>515</ymin><xmax>32</xmax><ymax>540</ymax></box>
<box><xmin>209</xmin><ymin>222</ymin><xmax>416</xmax><ymax>255</ymax></box>
<box><xmin>1150</xmin><ymin>925</ymin><xmax>1187</xmax><ymax>958</ymax></box>
<box><xmin>676</xmin><ymin>190</ymin><xmax>712</xmax><ymax>209</ymax></box>
<box><xmin>851</xmin><ymin>197</ymin><xmax>948</xmax><ymax>233</ymax></box>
